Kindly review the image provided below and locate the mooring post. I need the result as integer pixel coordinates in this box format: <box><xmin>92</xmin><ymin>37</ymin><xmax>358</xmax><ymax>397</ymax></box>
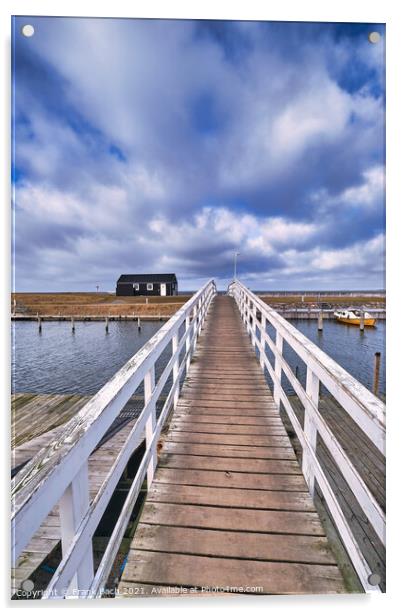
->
<box><xmin>373</xmin><ymin>352</ymin><xmax>381</xmax><ymax>397</ymax></box>
<box><xmin>71</xmin><ymin>316</ymin><xmax>75</xmax><ymax>333</ymax></box>
<box><xmin>137</xmin><ymin>317</ymin><xmax>141</xmax><ymax>330</ymax></box>
<box><xmin>318</xmin><ymin>310</ymin><xmax>323</xmax><ymax>331</ymax></box>
<box><xmin>360</xmin><ymin>308</ymin><xmax>365</xmax><ymax>331</ymax></box>
<box><xmin>38</xmin><ymin>314</ymin><xmax>42</xmax><ymax>332</ymax></box>
<box><xmin>105</xmin><ymin>316</ymin><xmax>109</xmax><ymax>333</ymax></box>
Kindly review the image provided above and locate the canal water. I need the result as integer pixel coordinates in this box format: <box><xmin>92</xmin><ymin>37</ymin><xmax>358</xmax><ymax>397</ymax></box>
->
<box><xmin>11</xmin><ymin>318</ymin><xmax>385</xmax><ymax>397</ymax></box>
<box><xmin>281</xmin><ymin>319</ymin><xmax>385</xmax><ymax>397</ymax></box>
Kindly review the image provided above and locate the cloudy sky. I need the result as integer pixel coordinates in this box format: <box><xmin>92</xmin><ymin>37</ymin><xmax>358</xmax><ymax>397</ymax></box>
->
<box><xmin>12</xmin><ymin>17</ymin><xmax>385</xmax><ymax>291</ymax></box>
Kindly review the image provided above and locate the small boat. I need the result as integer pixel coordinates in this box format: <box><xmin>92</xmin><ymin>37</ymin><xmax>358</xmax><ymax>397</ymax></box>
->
<box><xmin>334</xmin><ymin>308</ymin><xmax>376</xmax><ymax>327</ymax></box>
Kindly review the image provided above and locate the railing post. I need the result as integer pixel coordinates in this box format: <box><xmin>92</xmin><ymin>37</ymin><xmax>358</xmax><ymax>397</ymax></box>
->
<box><xmin>302</xmin><ymin>367</ymin><xmax>319</xmax><ymax>495</ymax></box>
<box><xmin>59</xmin><ymin>462</ymin><xmax>94</xmax><ymax>597</ymax></box>
<box><xmin>197</xmin><ymin>297</ymin><xmax>203</xmax><ymax>334</ymax></box>
<box><xmin>273</xmin><ymin>331</ymin><xmax>283</xmax><ymax>407</ymax></box>
<box><xmin>259</xmin><ymin>314</ymin><xmax>266</xmax><ymax>370</ymax></box>
<box><xmin>252</xmin><ymin>303</ymin><xmax>257</xmax><ymax>347</ymax></box>
<box><xmin>172</xmin><ymin>333</ymin><xmax>179</xmax><ymax>409</ymax></box>
<box><xmin>245</xmin><ymin>298</ymin><xmax>251</xmax><ymax>334</ymax></box>
<box><xmin>144</xmin><ymin>366</ymin><xmax>157</xmax><ymax>486</ymax></box>
<box><xmin>192</xmin><ymin>305</ymin><xmax>198</xmax><ymax>353</ymax></box>
<box><xmin>185</xmin><ymin>314</ymin><xmax>191</xmax><ymax>373</ymax></box>
<box><xmin>243</xmin><ymin>295</ymin><xmax>247</xmax><ymax>323</ymax></box>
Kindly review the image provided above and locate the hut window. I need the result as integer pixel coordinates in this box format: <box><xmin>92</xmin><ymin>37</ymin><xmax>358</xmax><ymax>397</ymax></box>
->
<box><xmin>133</xmin><ymin>283</ymin><xmax>139</xmax><ymax>290</ymax></box>
<box><xmin>147</xmin><ymin>283</ymin><xmax>153</xmax><ymax>290</ymax></box>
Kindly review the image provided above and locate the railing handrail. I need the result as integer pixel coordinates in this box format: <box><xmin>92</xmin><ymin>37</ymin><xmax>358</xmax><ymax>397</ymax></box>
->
<box><xmin>11</xmin><ymin>279</ymin><xmax>216</xmax><ymax>568</ymax></box>
<box><xmin>229</xmin><ymin>280</ymin><xmax>385</xmax><ymax>448</ymax></box>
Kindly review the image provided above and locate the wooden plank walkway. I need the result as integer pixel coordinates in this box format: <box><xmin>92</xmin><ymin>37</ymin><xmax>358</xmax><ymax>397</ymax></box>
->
<box><xmin>12</xmin><ymin>393</ymin><xmax>90</xmax><ymax>450</ymax></box>
<box><xmin>12</xmin><ymin>394</ymin><xmax>91</xmax><ymax>470</ymax></box>
<box><xmin>11</xmin><ymin>394</ymin><xmax>142</xmax><ymax>595</ymax></box>
<box><xmin>118</xmin><ymin>296</ymin><xmax>346</xmax><ymax>596</ymax></box>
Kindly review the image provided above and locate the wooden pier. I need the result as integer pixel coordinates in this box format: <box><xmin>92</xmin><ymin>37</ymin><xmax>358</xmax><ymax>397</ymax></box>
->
<box><xmin>11</xmin><ymin>393</ymin><xmax>145</xmax><ymax>594</ymax></box>
<box><xmin>11</xmin><ymin>280</ymin><xmax>385</xmax><ymax>599</ymax></box>
<box><xmin>118</xmin><ymin>297</ymin><xmax>345</xmax><ymax>595</ymax></box>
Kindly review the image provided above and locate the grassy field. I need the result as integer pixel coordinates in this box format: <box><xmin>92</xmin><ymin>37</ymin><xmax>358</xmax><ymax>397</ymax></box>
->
<box><xmin>11</xmin><ymin>291</ymin><xmax>385</xmax><ymax>317</ymax></box>
<box><xmin>260</xmin><ymin>295</ymin><xmax>385</xmax><ymax>308</ymax></box>
<box><xmin>12</xmin><ymin>293</ymin><xmax>191</xmax><ymax>317</ymax></box>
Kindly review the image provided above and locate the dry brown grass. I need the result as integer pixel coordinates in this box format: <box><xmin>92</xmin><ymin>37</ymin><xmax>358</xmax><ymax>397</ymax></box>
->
<box><xmin>260</xmin><ymin>295</ymin><xmax>385</xmax><ymax>307</ymax></box>
<box><xmin>12</xmin><ymin>291</ymin><xmax>385</xmax><ymax>317</ymax></box>
<box><xmin>12</xmin><ymin>293</ymin><xmax>191</xmax><ymax>317</ymax></box>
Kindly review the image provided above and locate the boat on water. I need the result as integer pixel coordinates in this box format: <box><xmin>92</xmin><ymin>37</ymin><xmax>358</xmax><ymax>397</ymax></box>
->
<box><xmin>334</xmin><ymin>308</ymin><xmax>376</xmax><ymax>327</ymax></box>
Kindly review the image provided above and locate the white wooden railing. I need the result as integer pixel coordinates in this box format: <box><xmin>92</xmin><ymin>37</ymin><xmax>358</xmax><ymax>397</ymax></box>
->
<box><xmin>228</xmin><ymin>279</ymin><xmax>385</xmax><ymax>593</ymax></box>
<box><xmin>11</xmin><ymin>279</ymin><xmax>217</xmax><ymax>599</ymax></box>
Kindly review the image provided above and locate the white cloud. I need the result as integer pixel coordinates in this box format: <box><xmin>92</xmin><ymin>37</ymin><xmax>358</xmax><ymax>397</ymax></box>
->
<box><xmin>311</xmin><ymin>165</ymin><xmax>385</xmax><ymax>211</ymax></box>
<box><xmin>13</xmin><ymin>18</ymin><xmax>385</xmax><ymax>290</ymax></box>
<box><xmin>281</xmin><ymin>233</ymin><xmax>384</xmax><ymax>276</ymax></box>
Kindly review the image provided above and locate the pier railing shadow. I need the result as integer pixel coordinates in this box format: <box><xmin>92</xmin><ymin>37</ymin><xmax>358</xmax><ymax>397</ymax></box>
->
<box><xmin>227</xmin><ymin>279</ymin><xmax>385</xmax><ymax>593</ymax></box>
<box><xmin>11</xmin><ymin>279</ymin><xmax>217</xmax><ymax>599</ymax></box>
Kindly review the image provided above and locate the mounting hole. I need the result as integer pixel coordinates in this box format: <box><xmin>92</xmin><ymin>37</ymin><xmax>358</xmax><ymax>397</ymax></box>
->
<box><xmin>368</xmin><ymin>31</ymin><xmax>381</xmax><ymax>44</ymax></box>
<box><xmin>368</xmin><ymin>573</ymin><xmax>381</xmax><ymax>586</ymax></box>
<box><xmin>21</xmin><ymin>24</ymin><xmax>35</xmax><ymax>38</ymax></box>
<box><xmin>21</xmin><ymin>579</ymin><xmax>34</xmax><ymax>591</ymax></box>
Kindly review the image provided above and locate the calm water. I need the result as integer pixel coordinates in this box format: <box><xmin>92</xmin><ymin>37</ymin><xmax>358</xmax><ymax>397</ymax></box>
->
<box><xmin>265</xmin><ymin>319</ymin><xmax>385</xmax><ymax>397</ymax></box>
<box><xmin>11</xmin><ymin>318</ymin><xmax>385</xmax><ymax>397</ymax></box>
<box><xmin>12</xmin><ymin>320</ymin><xmax>165</xmax><ymax>395</ymax></box>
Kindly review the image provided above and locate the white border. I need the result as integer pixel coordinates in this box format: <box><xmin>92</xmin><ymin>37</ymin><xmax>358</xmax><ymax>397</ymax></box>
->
<box><xmin>1</xmin><ymin>0</ymin><xmax>401</xmax><ymax>612</ymax></box>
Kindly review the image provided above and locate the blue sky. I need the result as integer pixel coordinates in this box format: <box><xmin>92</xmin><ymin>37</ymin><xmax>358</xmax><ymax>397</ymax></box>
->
<box><xmin>12</xmin><ymin>17</ymin><xmax>385</xmax><ymax>291</ymax></box>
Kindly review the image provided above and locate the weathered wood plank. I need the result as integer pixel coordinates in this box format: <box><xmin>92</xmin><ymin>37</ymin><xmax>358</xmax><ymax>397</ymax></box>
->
<box><xmin>121</xmin><ymin>551</ymin><xmax>345</xmax><ymax>594</ymax></box>
<box><xmin>154</xmin><ymin>468</ymin><xmax>308</xmax><ymax>494</ymax></box>
<box><xmin>133</xmin><ymin>523</ymin><xmax>336</xmax><ymax>563</ymax></box>
<box><xmin>169</xmin><ymin>422</ymin><xmax>288</xmax><ymax>436</ymax></box>
<box><xmin>147</xmin><ymin>483</ymin><xmax>313</xmax><ymax>511</ymax></box>
<box><xmin>173</xmin><ymin>413</ymin><xmax>281</xmax><ymax>424</ymax></box>
<box><xmin>165</xmin><ymin>431</ymin><xmax>291</xmax><ymax>447</ymax></box>
<box><xmin>162</xmin><ymin>441</ymin><xmax>296</xmax><ymax>460</ymax></box>
<box><xmin>158</xmin><ymin>453</ymin><xmax>301</xmax><ymax>474</ymax></box>
<box><xmin>177</xmin><ymin>399</ymin><xmax>274</xmax><ymax>410</ymax></box>
<box><xmin>175</xmin><ymin>406</ymin><xmax>278</xmax><ymax>416</ymax></box>
<box><xmin>140</xmin><ymin>502</ymin><xmax>324</xmax><ymax>535</ymax></box>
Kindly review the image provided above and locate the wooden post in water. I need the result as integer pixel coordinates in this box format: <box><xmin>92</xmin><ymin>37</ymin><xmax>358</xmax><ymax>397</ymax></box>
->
<box><xmin>71</xmin><ymin>316</ymin><xmax>75</xmax><ymax>333</ymax></box>
<box><xmin>318</xmin><ymin>310</ymin><xmax>323</xmax><ymax>331</ymax></box>
<box><xmin>360</xmin><ymin>308</ymin><xmax>365</xmax><ymax>331</ymax></box>
<box><xmin>105</xmin><ymin>316</ymin><xmax>109</xmax><ymax>333</ymax></box>
<box><xmin>373</xmin><ymin>352</ymin><xmax>381</xmax><ymax>397</ymax></box>
<box><xmin>137</xmin><ymin>317</ymin><xmax>141</xmax><ymax>331</ymax></box>
<box><xmin>37</xmin><ymin>314</ymin><xmax>42</xmax><ymax>332</ymax></box>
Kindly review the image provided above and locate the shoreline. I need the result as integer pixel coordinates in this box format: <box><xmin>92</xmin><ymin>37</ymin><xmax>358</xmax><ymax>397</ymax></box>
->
<box><xmin>11</xmin><ymin>308</ymin><xmax>386</xmax><ymax>322</ymax></box>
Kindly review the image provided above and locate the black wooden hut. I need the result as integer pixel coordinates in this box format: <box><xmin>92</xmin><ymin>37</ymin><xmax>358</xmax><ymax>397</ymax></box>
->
<box><xmin>116</xmin><ymin>274</ymin><xmax>178</xmax><ymax>297</ymax></box>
